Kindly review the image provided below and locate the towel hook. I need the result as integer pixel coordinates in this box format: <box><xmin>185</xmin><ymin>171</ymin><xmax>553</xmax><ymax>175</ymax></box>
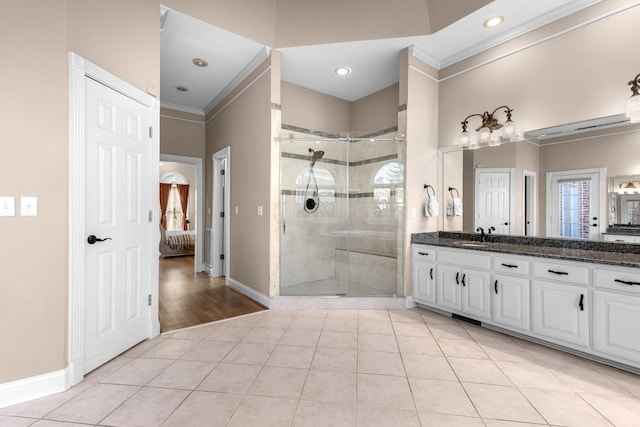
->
<box><xmin>448</xmin><ymin>186</ymin><xmax>460</xmax><ymax>198</ymax></box>
<box><xmin>423</xmin><ymin>184</ymin><xmax>435</xmax><ymax>197</ymax></box>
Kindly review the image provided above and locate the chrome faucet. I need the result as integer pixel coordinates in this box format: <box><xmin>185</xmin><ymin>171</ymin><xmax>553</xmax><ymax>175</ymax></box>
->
<box><xmin>476</xmin><ymin>227</ymin><xmax>485</xmax><ymax>242</ymax></box>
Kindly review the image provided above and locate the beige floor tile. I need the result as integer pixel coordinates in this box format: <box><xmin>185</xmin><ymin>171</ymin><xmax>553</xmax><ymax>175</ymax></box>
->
<box><xmin>279</xmin><ymin>328</ymin><xmax>321</xmax><ymax>347</ymax></box>
<box><xmin>248</xmin><ymin>366</ymin><xmax>308</xmax><ymax>398</ymax></box>
<box><xmin>295</xmin><ymin>309</ymin><xmax>328</xmax><ymax>318</ymax></box>
<box><xmin>517</xmin><ymin>340</ymin><xmax>589</xmax><ymax>367</ymax></box>
<box><xmin>161</xmin><ymin>391</ymin><xmax>242</xmax><ymax>427</ymax></box>
<box><xmin>428</xmin><ymin>323</ymin><xmax>472</xmax><ymax>340</ymax></box>
<box><xmin>358</xmin><ymin>310</ymin><xmax>390</xmax><ymax>321</ymax></box>
<box><xmin>547</xmin><ymin>363</ymin><xmax>631</xmax><ymax>395</ymax></box>
<box><xmin>257</xmin><ymin>314</ymin><xmax>295</xmax><ymax>329</ymax></box>
<box><xmin>30</xmin><ymin>420</ymin><xmax>89</xmax><ymax>427</ymax></box>
<box><xmin>311</xmin><ymin>347</ymin><xmax>357</xmax><ymax>372</ymax></box>
<box><xmin>357</xmin><ymin>373</ymin><xmax>414</xmax><ymax>410</ymax></box>
<box><xmin>358</xmin><ymin>319</ymin><xmax>394</xmax><ymax>334</ymax></box>
<box><xmin>438</xmin><ymin>338</ymin><xmax>488</xmax><ymax>359</ymax></box>
<box><xmin>448</xmin><ymin>357</ymin><xmax>511</xmax><ymax>385</ymax></box>
<box><xmin>409</xmin><ymin>378</ymin><xmax>477</xmax><ymax>417</ymax></box>
<box><xmin>420</xmin><ymin>310</ymin><xmax>454</xmax><ymax>325</ymax></box>
<box><xmin>44</xmin><ymin>383</ymin><xmax>139</xmax><ymax>425</ymax></box>
<box><xmin>357</xmin><ymin>404</ymin><xmax>420</xmax><ymax>426</ymax></box>
<box><xmin>482</xmin><ymin>421</ymin><xmax>548</xmax><ymax>427</ymax></box>
<box><xmin>293</xmin><ymin>400</ymin><xmax>356</xmax><ymax>427</ymax></box>
<box><xmin>461</xmin><ymin>324</ymin><xmax>516</xmax><ymax>344</ymax></box>
<box><xmin>358</xmin><ymin>333</ymin><xmax>398</xmax><ymax>352</ymax></box>
<box><xmin>463</xmin><ymin>383</ymin><xmax>545</xmax><ymax>424</ymax></box>
<box><xmin>147</xmin><ymin>359</ymin><xmax>215</xmax><ymax>389</ymax></box>
<box><xmin>326</xmin><ymin>310</ymin><xmax>358</xmax><ymax>320</ymax></box>
<box><xmin>179</xmin><ymin>340</ymin><xmax>236</xmax><ymax>362</ymax></box>
<box><xmin>358</xmin><ymin>351</ymin><xmax>405</xmax><ymax>376</ymax></box>
<box><xmin>318</xmin><ymin>330</ymin><xmax>357</xmax><ymax>349</ymax></box>
<box><xmin>323</xmin><ymin>318</ymin><xmax>358</xmax><ymax>332</ymax></box>
<box><xmin>402</xmin><ymin>354</ymin><xmax>456</xmax><ymax>380</ymax></box>
<box><xmin>595</xmin><ymin>364</ymin><xmax>640</xmax><ymax>398</ymax></box>
<box><xmin>392</xmin><ymin>321</ymin><xmax>431</xmax><ymax>337</ymax></box>
<box><xmin>204</xmin><ymin>324</ymin><xmax>252</xmax><ymax>342</ymax></box>
<box><xmin>100</xmin><ymin>358</ymin><xmax>173</xmax><ymax>386</ymax></box>
<box><xmin>301</xmin><ymin>370</ymin><xmax>357</xmax><ymax>404</ymax></box>
<box><xmin>83</xmin><ymin>356</ymin><xmax>133</xmax><ymax>383</ymax></box>
<box><xmin>289</xmin><ymin>316</ymin><xmax>326</xmax><ymax>330</ymax></box>
<box><xmin>266</xmin><ymin>345</ymin><xmax>316</xmax><ymax>369</ymax></box>
<box><xmin>222</xmin><ymin>312</ymin><xmax>265</xmax><ymax>327</ymax></box>
<box><xmin>138</xmin><ymin>338</ymin><xmax>198</xmax><ymax>359</ymax></box>
<box><xmin>396</xmin><ymin>335</ymin><xmax>442</xmax><ymax>356</ymax></box>
<box><xmin>121</xmin><ymin>338</ymin><xmax>162</xmax><ymax>357</ymax></box>
<box><xmin>520</xmin><ymin>388</ymin><xmax>613</xmax><ymax>427</ymax></box>
<box><xmin>418</xmin><ymin>412</ymin><xmax>484</xmax><ymax>426</ymax></box>
<box><xmin>0</xmin><ymin>415</ymin><xmax>37</xmax><ymax>426</ymax></box>
<box><xmin>579</xmin><ymin>392</ymin><xmax>640</xmax><ymax>427</ymax></box>
<box><xmin>226</xmin><ymin>395</ymin><xmax>297</xmax><ymax>427</ymax></box>
<box><xmin>197</xmin><ymin>362</ymin><xmax>261</xmax><ymax>393</ymax></box>
<box><xmin>388</xmin><ymin>309</ymin><xmax>424</xmax><ymax>323</ymax></box>
<box><xmin>495</xmin><ymin>360</ymin><xmax>571</xmax><ymax>391</ymax></box>
<box><xmin>479</xmin><ymin>341</ymin><xmax>539</xmax><ymax>363</ymax></box>
<box><xmin>100</xmin><ymin>386</ymin><xmax>189</xmax><ymax>427</ymax></box>
<box><xmin>241</xmin><ymin>327</ymin><xmax>286</xmax><ymax>344</ymax></box>
<box><xmin>169</xmin><ymin>323</ymin><xmax>219</xmax><ymax>340</ymax></box>
<box><xmin>0</xmin><ymin>382</ymin><xmax>94</xmax><ymax>419</ymax></box>
<box><xmin>222</xmin><ymin>342</ymin><xmax>275</xmax><ymax>365</ymax></box>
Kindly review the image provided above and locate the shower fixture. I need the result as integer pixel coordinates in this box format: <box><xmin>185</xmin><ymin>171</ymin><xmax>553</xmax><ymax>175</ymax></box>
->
<box><xmin>304</xmin><ymin>148</ymin><xmax>325</xmax><ymax>213</ymax></box>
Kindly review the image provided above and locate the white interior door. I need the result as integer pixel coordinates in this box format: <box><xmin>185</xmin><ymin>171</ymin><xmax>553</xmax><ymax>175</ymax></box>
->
<box><xmin>476</xmin><ymin>168</ymin><xmax>513</xmax><ymax>234</ymax></box>
<box><xmin>84</xmin><ymin>77</ymin><xmax>151</xmax><ymax>373</ymax></box>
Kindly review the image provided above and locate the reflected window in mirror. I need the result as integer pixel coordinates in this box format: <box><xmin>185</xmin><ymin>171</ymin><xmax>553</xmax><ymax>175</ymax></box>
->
<box><xmin>373</xmin><ymin>161</ymin><xmax>404</xmax><ymax>219</ymax></box>
<box><xmin>621</xmin><ymin>195</ymin><xmax>640</xmax><ymax>225</ymax></box>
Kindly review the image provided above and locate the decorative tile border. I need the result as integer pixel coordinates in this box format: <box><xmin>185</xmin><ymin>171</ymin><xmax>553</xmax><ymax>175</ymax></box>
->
<box><xmin>281</xmin><ymin>123</ymin><xmax>340</xmax><ymax>139</ymax></box>
<box><xmin>281</xmin><ymin>151</ymin><xmax>399</xmax><ymax>167</ymax></box>
<box><xmin>398</xmin><ymin>104</ymin><xmax>407</xmax><ymax>112</ymax></box>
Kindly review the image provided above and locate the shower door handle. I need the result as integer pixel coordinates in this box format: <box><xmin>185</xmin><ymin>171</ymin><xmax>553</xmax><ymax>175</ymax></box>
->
<box><xmin>282</xmin><ymin>195</ymin><xmax>286</xmax><ymax>235</ymax></box>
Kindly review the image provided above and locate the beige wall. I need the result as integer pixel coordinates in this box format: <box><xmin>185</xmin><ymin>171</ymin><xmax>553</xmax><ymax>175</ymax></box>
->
<box><xmin>160</xmin><ymin>109</ymin><xmax>206</xmax><ymax>159</ymax></box>
<box><xmin>351</xmin><ymin>84</ymin><xmax>399</xmax><ymax>133</ymax></box>
<box><xmin>281</xmin><ymin>82</ymin><xmax>352</xmax><ymax>134</ymax></box>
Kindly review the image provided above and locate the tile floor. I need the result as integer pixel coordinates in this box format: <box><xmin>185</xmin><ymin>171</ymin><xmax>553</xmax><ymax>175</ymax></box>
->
<box><xmin>2</xmin><ymin>307</ymin><xmax>640</xmax><ymax>426</ymax></box>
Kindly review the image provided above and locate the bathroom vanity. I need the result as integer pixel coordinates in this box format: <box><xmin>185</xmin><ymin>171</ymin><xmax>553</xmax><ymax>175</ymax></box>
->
<box><xmin>411</xmin><ymin>232</ymin><xmax>640</xmax><ymax>372</ymax></box>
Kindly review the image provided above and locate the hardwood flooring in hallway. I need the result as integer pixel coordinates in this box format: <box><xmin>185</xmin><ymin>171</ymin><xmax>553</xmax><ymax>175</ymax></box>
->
<box><xmin>159</xmin><ymin>256</ymin><xmax>266</xmax><ymax>332</ymax></box>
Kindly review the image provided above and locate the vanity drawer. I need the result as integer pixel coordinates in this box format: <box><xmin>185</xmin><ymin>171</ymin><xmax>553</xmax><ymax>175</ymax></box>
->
<box><xmin>594</xmin><ymin>267</ymin><xmax>640</xmax><ymax>294</ymax></box>
<box><xmin>412</xmin><ymin>245</ymin><xmax>435</xmax><ymax>261</ymax></box>
<box><xmin>493</xmin><ymin>255</ymin><xmax>530</xmax><ymax>276</ymax></box>
<box><xmin>438</xmin><ymin>249</ymin><xmax>490</xmax><ymax>269</ymax></box>
<box><xmin>532</xmin><ymin>260</ymin><xmax>590</xmax><ymax>285</ymax></box>
<box><xmin>603</xmin><ymin>234</ymin><xmax>638</xmax><ymax>243</ymax></box>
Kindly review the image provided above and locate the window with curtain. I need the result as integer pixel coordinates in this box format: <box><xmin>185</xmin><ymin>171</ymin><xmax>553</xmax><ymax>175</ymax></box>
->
<box><xmin>165</xmin><ymin>184</ymin><xmax>184</xmax><ymax>231</ymax></box>
<box><xmin>160</xmin><ymin>172</ymin><xmax>189</xmax><ymax>231</ymax></box>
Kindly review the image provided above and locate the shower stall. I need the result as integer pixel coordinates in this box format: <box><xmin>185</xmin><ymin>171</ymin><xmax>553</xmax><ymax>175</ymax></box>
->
<box><xmin>279</xmin><ymin>130</ymin><xmax>405</xmax><ymax>297</ymax></box>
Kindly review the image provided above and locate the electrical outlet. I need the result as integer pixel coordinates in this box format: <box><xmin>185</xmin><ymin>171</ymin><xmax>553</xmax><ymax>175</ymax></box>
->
<box><xmin>0</xmin><ymin>197</ymin><xmax>15</xmax><ymax>217</ymax></box>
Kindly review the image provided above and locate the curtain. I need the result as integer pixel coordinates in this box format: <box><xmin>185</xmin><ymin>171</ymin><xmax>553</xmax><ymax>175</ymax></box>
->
<box><xmin>177</xmin><ymin>184</ymin><xmax>190</xmax><ymax>230</ymax></box>
<box><xmin>159</xmin><ymin>183</ymin><xmax>172</xmax><ymax>229</ymax></box>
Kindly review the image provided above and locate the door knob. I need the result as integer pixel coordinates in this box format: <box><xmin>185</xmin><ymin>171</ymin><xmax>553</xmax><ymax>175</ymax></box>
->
<box><xmin>87</xmin><ymin>235</ymin><xmax>112</xmax><ymax>244</ymax></box>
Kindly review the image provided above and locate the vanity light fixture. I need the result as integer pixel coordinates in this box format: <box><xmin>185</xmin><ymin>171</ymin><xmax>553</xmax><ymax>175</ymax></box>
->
<box><xmin>626</xmin><ymin>73</ymin><xmax>640</xmax><ymax>123</ymax></box>
<box><xmin>335</xmin><ymin>66</ymin><xmax>351</xmax><ymax>76</ymax></box>
<box><xmin>459</xmin><ymin>105</ymin><xmax>516</xmax><ymax>148</ymax></box>
<box><xmin>484</xmin><ymin>16</ymin><xmax>504</xmax><ymax>28</ymax></box>
<box><xmin>618</xmin><ymin>181</ymin><xmax>640</xmax><ymax>194</ymax></box>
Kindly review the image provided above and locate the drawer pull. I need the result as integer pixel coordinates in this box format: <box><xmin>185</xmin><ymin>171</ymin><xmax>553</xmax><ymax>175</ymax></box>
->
<box><xmin>501</xmin><ymin>263</ymin><xmax>518</xmax><ymax>268</ymax></box>
<box><xmin>579</xmin><ymin>294</ymin><xmax>584</xmax><ymax>311</ymax></box>
<box><xmin>494</xmin><ymin>280</ymin><xmax>498</xmax><ymax>294</ymax></box>
<box><xmin>614</xmin><ymin>279</ymin><xmax>640</xmax><ymax>286</ymax></box>
<box><xmin>430</xmin><ymin>268</ymin><xmax>433</xmax><ymax>280</ymax></box>
<box><xmin>456</xmin><ymin>272</ymin><xmax>460</xmax><ymax>285</ymax></box>
<box><xmin>418</xmin><ymin>252</ymin><xmax>429</xmax><ymax>256</ymax></box>
<box><xmin>548</xmin><ymin>269</ymin><xmax>569</xmax><ymax>276</ymax></box>
<box><xmin>461</xmin><ymin>274</ymin><xmax>466</xmax><ymax>287</ymax></box>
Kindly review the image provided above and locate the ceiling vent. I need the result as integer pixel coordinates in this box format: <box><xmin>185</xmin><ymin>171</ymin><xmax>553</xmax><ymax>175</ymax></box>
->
<box><xmin>525</xmin><ymin>114</ymin><xmax>630</xmax><ymax>140</ymax></box>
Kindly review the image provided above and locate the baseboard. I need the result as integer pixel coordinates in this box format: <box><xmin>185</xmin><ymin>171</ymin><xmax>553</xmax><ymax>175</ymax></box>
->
<box><xmin>203</xmin><ymin>264</ymin><xmax>213</xmax><ymax>276</ymax></box>
<box><xmin>228</xmin><ymin>278</ymin><xmax>270</xmax><ymax>308</ymax></box>
<box><xmin>0</xmin><ymin>368</ymin><xmax>68</xmax><ymax>409</ymax></box>
<box><xmin>405</xmin><ymin>296</ymin><xmax>418</xmax><ymax>309</ymax></box>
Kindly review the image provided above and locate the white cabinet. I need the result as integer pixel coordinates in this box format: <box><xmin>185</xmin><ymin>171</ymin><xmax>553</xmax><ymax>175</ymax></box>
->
<box><xmin>603</xmin><ymin>234</ymin><xmax>639</xmax><ymax>243</ymax></box>
<box><xmin>532</xmin><ymin>280</ymin><xmax>589</xmax><ymax>348</ymax></box>
<box><xmin>594</xmin><ymin>290</ymin><xmax>640</xmax><ymax>364</ymax></box>
<box><xmin>413</xmin><ymin>259</ymin><xmax>436</xmax><ymax>305</ymax></box>
<box><xmin>436</xmin><ymin>264</ymin><xmax>491</xmax><ymax>320</ymax></box>
<box><xmin>493</xmin><ymin>273</ymin><xmax>530</xmax><ymax>331</ymax></box>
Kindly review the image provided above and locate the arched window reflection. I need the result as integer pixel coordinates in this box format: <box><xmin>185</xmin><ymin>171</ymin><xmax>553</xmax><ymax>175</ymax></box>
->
<box><xmin>372</xmin><ymin>161</ymin><xmax>404</xmax><ymax>218</ymax></box>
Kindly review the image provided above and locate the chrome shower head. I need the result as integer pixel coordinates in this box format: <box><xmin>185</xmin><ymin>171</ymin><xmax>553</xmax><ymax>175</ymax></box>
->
<box><xmin>309</xmin><ymin>148</ymin><xmax>325</xmax><ymax>166</ymax></box>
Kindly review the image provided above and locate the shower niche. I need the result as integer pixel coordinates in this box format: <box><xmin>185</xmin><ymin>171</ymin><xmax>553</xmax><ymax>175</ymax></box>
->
<box><xmin>279</xmin><ymin>130</ymin><xmax>405</xmax><ymax>297</ymax></box>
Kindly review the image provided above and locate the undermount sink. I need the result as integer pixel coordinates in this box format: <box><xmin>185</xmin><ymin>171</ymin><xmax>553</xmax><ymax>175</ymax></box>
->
<box><xmin>455</xmin><ymin>242</ymin><xmax>487</xmax><ymax>248</ymax></box>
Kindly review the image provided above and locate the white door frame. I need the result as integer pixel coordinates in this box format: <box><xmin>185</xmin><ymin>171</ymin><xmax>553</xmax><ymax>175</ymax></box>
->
<box><xmin>523</xmin><ymin>170</ymin><xmax>537</xmax><ymax>236</ymax></box>
<box><xmin>546</xmin><ymin>167</ymin><xmax>606</xmax><ymax>239</ymax></box>
<box><xmin>212</xmin><ymin>147</ymin><xmax>231</xmax><ymax>282</ymax></box>
<box><xmin>160</xmin><ymin>154</ymin><xmax>204</xmax><ymax>272</ymax></box>
<box><xmin>68</xmin><ymin>52</ymin><xmax>160</xmax><ymax>386</ymax></box>
<box><xmin>474</xmin><ymin>167</ymin><xmax>516</xmax><ymax>234</ymax></box>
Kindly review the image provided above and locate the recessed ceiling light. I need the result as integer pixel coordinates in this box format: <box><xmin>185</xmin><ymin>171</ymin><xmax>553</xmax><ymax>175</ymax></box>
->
<box><xmin>484</xmin><ymin>16</ymin><xmax>504</xmax><ymax>28</ymax></box>
<box><xmin>192</xmin><ymin>58</ymin><xmax>208</xmax><ymax>67</ymax></box>
<box><xmin>335</xmin><ymin>66</ymin><xmax>351</xmax><ymax>76</ymax></box>
<box><xmin>175</xmin><ymin>85</ymin><xmax>189</xmax><ymax>92</ymax></box>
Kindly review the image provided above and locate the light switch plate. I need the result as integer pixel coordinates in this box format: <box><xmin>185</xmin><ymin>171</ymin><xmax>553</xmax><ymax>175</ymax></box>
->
<box><xmin>21</xmin><ymin>196</ymin><xmax>38</xmax><ymax>216</ymax></box>
<box><xmin>257</xmin><ymin>206</ymin><xmax>263</xmax><ymax>216</ymax></box>
<box><xmin>0</xmin><ymin>196</ymin><xmax>16</xmax><ymax>216</ymax></box>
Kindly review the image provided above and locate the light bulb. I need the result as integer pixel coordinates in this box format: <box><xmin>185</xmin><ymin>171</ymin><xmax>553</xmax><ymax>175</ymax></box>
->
<box><xmin>478</xmin><ymin>127</ymin><xmax>491</xmax><ymax>142</ymax></box>
<box><xmin>627</xmin><ymin>95</ymin><xmax>640</xmax><ymax>123</ymax></box>
<box><xmin>503</xmin><ymin>120</ymin><xmax>516</xmax><ymax>137</ymax></box>
<box><xmin>488</xmin><ymin>137</ymin><xmax>501</xmax><ymax>147</ymax></box>
<box><xmin>469</xmin><ymin>140</ymin><xmax>480</xmax><ymax>150</ymax></box>
<box><xmin>459</xmin><ymin>131</ymin><xmax>471</xmax><ymax>147</ymax></box>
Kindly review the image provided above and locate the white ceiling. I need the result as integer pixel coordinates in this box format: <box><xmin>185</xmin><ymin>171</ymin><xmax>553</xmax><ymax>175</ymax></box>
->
<box><xmin>160</xmin><ymin>0</ymin><xmax>601</xmax><ymax>113</ymax></box>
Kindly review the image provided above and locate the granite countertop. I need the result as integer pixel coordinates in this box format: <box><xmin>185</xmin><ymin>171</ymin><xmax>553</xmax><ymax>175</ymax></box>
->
<box><xmin>411</xmin><ymin>232</ymin><xmax>640</xmax><ymax>269</ymax></box>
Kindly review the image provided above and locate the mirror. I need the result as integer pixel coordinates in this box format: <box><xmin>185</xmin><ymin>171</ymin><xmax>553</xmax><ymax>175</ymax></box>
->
<box><xmin>456</xmin><ymin>121</ymin><xmax>640</xmax><ymax>238</ymax></box>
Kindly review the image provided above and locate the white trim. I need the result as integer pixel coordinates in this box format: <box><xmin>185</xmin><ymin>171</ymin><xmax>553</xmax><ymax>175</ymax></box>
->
<box><xmin>160</xmin><ymin>112</ymin><xmax>206</xmax><ymax>125</ymax></box>
<box><xmin>212</xmin><ymin>147</ymin><xmax>231</xmax><ymax>281</ymax></box>
<box><xmin>229</xmin><ymin>278</ymin><xmax>270</xmax><ymax>308</ymax></box>
<box><xmin>206</xmin><ymin>66</ymin><xmax>271</xmax><ymax>123</ymax></box>
<box><xmin>0</xmin><ymin>368</ymin><xmax>68</xmax><ymax>409</ymax></box>
<box><xmin>159</xmin><ymin>101</ymin><xmax>205</xmax><ymax>116</ymax></box>
<box><xmin>407</xmin><ymin>64</ymin><xmax>439</xmax><ymax>83</ymax></box>
<box><xmin>68</xmin><ymin>52</ymin><xmax>160</xmax><ymax>389</ymax></box>
<box><xmin>160</xmin><ymin>154</ymin><xmax>205</xmax><ymax>272</ymax></box>
<box><xmin>523</xmin><ymin>169</ymin><xmax>538</xmax><ymax>237</ymax></box>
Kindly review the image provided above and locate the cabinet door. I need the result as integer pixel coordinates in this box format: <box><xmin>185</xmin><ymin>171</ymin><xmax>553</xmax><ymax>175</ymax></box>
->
<box><xmin>493</xmin><ymin>274</ymin><xmax>530</xmax><ymax>331</ymax></box>
<box><xmin>437</xmin><ymin>264</ymin><xmax>461</xmax><ymax>311</ymax></box>
<box><xmin>461</xmin><ymin>268</ymin><xmax>491</xmax><ymax>320</ymax></box>
<box><xmin>413</xmin><ymin>260</ymin><xmax>436</xmax><ymax>305</ymax></box>
<box><xmin>532</xmin><ymin>280</ymin><xmax>589</xmax><ymax>347</ymax></box>
<box><xmin>594</xmin><ymin>290</ymin><xmax>640</xmax><ymax>364</ymax></box>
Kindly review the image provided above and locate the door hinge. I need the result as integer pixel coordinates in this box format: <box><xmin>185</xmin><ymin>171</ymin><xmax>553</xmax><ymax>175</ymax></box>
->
<box><xmin>149</xmin><ymin>127</ymin><xmax>153</xmax><ymax>138</ymax></box>
<box><xmin>148</xmin><ymin>211</ymin><xmax>153</xmax><ymax>223</ymax></box>
<box><xmin>220</xmin><ymin>212</ymin><xmax>225</xmax><ymax>218</ymax></box>
<box><xmin>220</xmin><ymin>254</ymin><xmax>225</xmax><ymax>260</ymax></box>
<box><xmin>148</xmin><ymin>294</ymin><xmax>152</xmax><ymax>306</ymax></box>
<box><xmin>220</xmin><ymin>169</ymin><xmax>225</xmax><ymax>175</ymax></box>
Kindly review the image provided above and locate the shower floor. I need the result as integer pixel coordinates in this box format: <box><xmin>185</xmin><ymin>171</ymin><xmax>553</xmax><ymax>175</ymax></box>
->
<box><xmin>281</xmin><ymin>278</ymin><xmax>396</xmax><ymax>297</ymax></box>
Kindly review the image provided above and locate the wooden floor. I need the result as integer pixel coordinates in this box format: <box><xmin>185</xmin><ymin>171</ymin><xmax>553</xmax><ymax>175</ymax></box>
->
<box><xmin>159</xmin><ymin>255</ymin><xmax>267</xmax><ymax>332</ymax></box>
